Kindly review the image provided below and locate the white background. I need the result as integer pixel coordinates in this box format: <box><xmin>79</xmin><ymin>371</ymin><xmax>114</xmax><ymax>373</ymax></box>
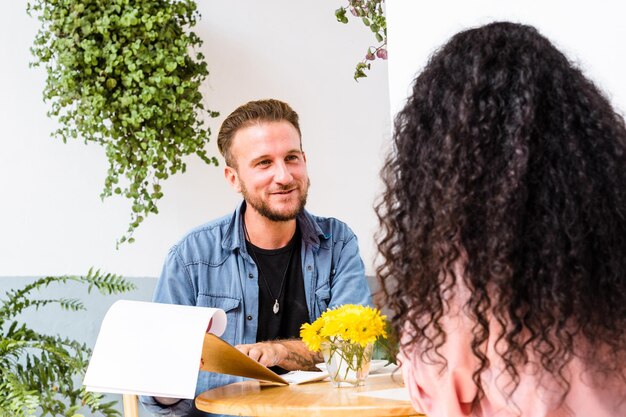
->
<box><xmin>5</xmin><ymin>1</ymin><xmax>625</xmax><ymax>279</ymax></box>
<box><xmin>0</xmin><ymin>1</ymin><xmax>390</xmax><ymax>277</ymax></box>
<box><xmin>387</xmin><ymin>0</ymin><xmax>626</xmax><ymax>122</ymax></box>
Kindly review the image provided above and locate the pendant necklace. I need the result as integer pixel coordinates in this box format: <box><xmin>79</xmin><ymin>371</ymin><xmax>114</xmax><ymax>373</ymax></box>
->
<box><xmin>243</xmin><ymin>219</ymin><xmax>295</xmax><ymax>315</ymax></box>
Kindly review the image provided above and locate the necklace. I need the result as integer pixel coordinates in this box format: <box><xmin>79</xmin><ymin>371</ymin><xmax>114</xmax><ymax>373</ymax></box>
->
<box><xmin>242</xmin><ymin>219</ymin><xmax>296</xmax><ymax>315</ymax></box>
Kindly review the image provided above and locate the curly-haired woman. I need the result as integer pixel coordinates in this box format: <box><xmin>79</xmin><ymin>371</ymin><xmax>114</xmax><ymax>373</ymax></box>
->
<box><xmin>376</xmin><ymin>22</ymin><xmax>626</xmax><ymax>417</ymax></box>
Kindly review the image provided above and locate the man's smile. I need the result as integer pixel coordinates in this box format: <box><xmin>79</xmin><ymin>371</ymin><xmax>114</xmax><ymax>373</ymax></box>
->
<box><xmin>270</xmin><ymin>187</ymin><xmax>297</xmax><ymax>195</ymax></box>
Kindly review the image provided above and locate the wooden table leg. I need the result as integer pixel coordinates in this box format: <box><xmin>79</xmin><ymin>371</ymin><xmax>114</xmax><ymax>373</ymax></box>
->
<box><xmin>122</xmin><ymin>394</ymin><xmax>139</xmax><ymax>417</ymax></box>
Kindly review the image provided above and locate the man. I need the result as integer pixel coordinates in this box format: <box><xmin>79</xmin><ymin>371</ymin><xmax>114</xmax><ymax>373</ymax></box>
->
<box><xmin>140</xmin><ymin>99</ymin><xmax>371</xmax><ymax>416</ymax></box>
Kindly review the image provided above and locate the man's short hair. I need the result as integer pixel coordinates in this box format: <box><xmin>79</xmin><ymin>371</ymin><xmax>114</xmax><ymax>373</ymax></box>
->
<box><xmin>217</xmin><ymin>99</ymin><xmax>301</xmax><ymax>167</ymax></box>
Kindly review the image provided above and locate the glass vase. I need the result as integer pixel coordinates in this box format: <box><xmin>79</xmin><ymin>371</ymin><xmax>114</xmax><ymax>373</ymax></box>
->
<box><xmin>321</xmin><ymin>339</ymin><xmax>373</xmax><ymax>387</ymax></box>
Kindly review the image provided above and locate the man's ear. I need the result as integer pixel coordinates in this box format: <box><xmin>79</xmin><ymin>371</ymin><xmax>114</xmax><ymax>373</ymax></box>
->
<box><xmin>302</xmin><ymin>151</ymin><xmax>307</xmax><ymax>163</ymax></box>
<box><xmin>224</xmin><ymin>166</ymin><xmax>242</xmax><ymax>193</ymax></box>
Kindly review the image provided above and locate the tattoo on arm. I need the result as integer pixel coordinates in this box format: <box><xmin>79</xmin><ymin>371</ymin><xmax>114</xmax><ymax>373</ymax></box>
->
<box><xmin>271</xmin><ymin>339</ymin><xmax>323</xmax><ymax>371</ymax></box>
<box><xmin>285</xmin><ymin>349</ymin><xmax>323</xmax><ymax>371</ymax></box>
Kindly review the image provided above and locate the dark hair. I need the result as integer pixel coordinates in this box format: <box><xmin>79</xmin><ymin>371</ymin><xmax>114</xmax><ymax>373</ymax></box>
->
<box><xmin>217</xmin><ymin>99</ymin><xmax>301</xmax><ymax>167</ymax></box>
<box><xmin>376</xmin><ymin>21</ymin><xmax>626</xmax><ymax>401</ymax></box>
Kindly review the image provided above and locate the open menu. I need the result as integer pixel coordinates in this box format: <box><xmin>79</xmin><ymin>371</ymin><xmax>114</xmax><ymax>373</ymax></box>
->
<box><xmin>83</xmin><ymin>300</ymin><xmax>326</xmax><ymax>399</ymax></box>
<box><xmin>200</xmin><ymin>332</ymin><xmax>327</xmax><ymax>385</ymax></box>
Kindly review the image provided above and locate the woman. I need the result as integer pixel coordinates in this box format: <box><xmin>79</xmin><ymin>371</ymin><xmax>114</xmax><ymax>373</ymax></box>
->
<box><xmin>376</xmin><ymin>22</ymin><xmax>626</xmax><ymax>417</ymax></box>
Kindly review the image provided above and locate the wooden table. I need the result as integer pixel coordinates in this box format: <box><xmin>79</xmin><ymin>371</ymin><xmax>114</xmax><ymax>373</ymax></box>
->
<box><xmin>195</xmin><ymin>373</ymin><xmax>422</xmax><ymax>417</ymax></box>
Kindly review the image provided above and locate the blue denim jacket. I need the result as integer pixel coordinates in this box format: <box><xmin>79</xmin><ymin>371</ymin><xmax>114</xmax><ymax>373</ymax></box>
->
<box><xmin>140</xmin><ymin>202</ymin><xmax>371</xmax><ymax>416</ymax></box>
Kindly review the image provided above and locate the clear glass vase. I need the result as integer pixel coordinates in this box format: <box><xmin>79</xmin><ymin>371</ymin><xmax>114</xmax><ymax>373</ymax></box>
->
<box><xmin>321</xmin><ymin>339</ymin><xmax>373</xmax><ymax>387</ymax></box>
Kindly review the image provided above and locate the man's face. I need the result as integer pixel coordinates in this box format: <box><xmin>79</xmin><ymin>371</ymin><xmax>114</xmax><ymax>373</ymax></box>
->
<box><xmin>224</xmin><ymin>121</ymin><xmax>309</xmax><ymax>222</ymax></box>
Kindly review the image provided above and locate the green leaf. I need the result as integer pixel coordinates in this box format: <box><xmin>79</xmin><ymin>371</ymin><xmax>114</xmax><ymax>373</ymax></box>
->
<box><xmin>335</xmin><ymin>7</ymin><xmax>348</xmax><ymax>24</ymax></box>
<box><xmin>354</xmin><ymin>69</ymin><xmax>367</xmax><ymax>81</ymax></box>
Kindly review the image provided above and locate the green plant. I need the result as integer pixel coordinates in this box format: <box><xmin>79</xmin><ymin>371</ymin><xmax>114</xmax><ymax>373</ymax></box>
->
<box><xmin>335</xmin><ymin>0</ymin><xmax>387</xmax><ymax>80</ymax></box>
<box><xmin>373</xmin><ymin>320</ymin><xmax>398</xmax><ymax>364</ymax></box>
<box><xmin>27</xmin><ymin>0</ymin><xmax>219</xmax><ymax>247</ymax></box>
<box><xmin>0</xmin><ymin>269</ymin><xmax>136</xmax><ymax>417</ymax></box>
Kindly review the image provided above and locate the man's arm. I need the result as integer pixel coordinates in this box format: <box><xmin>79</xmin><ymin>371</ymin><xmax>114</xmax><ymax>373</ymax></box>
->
<box><xmin>328</xmin><ymin>229</ymin><xmax>372</xmax><ymax>308</ymax></box>
<box><xmin>236</xmin><ymin>339</ymin><xmax>323</xmax><ymax>371</ymax></box>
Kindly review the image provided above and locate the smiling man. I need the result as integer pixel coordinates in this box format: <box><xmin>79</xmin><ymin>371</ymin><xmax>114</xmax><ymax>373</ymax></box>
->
<box><xmin>141</xmin><ymin>99</ymin><xmax>371</xmax><ymax>417</ymax></box>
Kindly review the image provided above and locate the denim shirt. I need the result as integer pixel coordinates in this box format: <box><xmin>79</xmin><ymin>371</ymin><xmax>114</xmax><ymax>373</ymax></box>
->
<box><xmin>140</xmin><ymin>202</ymin><xmax>371</xmax><ymax>416</ymax></box>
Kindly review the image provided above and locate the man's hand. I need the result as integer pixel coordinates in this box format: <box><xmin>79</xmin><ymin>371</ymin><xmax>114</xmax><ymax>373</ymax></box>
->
<box><xmin>235</xmin><ymin>339</ymin><xmax>323</xmax><ymax>371</ymax></box>
<box><xmin>235</xmin><ymin>341</ymin><xmax>287</xmax><ymax>367</ymax></box>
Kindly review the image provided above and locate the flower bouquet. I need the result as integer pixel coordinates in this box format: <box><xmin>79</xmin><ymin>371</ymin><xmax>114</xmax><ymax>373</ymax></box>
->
<box><xmin>300</xmin><ymin>304</ymin><xmax>387</xmax><ymax>387</ymax></box>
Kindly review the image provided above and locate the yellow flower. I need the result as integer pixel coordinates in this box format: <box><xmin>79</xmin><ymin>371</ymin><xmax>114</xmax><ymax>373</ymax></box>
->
<box><xmin>300</xmin><ymin>304</ymin><xmax>387</xmax><ymax>351</ymax></box>
<box><xmin>300</xmin><ymin>318</ymin><xmax>325</xmax><ymax>351</ymax></box>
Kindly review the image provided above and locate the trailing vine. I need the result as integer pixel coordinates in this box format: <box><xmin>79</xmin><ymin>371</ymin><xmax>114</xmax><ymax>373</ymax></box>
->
<box><xmin>335</xmin><ymin>0</ymin><xmax>387</xmax><ymax>80</ymax></box>
<box><xmin>27</xmin><ymin>0</ymin><xmax>218</xmax><ymax>247</ymax></box>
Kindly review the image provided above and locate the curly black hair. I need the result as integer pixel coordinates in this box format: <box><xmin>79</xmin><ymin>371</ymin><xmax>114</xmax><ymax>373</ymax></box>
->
<box><xmin>376</xmin><ymin>21</ymin><xmax>626</xmax><ymax>403</ymax></box>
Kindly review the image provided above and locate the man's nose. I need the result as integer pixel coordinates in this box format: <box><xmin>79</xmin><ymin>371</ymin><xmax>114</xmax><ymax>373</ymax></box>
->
<box><xmin>273</xmin><ymin>161</ymin><xmax>293</xmax><ymax>184</ymax></box>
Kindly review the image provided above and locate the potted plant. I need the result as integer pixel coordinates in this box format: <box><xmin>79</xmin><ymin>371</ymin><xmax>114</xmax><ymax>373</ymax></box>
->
<box><xmin>335</xmin><ymin>0</ymin><xmax>387</xmax><ymax>80</ymax></box>
<box><xmin>27</xmin><ymin>0</ymin><xmax>219</xmax><ymax>246</ymax></box>
<box><xmin>0</xmin><ymin>269</ymin><xmax>135</xmax><ymax>417</ymax></box>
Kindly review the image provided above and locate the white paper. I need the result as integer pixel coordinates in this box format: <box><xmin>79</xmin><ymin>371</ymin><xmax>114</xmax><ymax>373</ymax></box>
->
<box><xmin>356</xmin><ymin>387</ymin><xmax>411</xmax><ymax>401</ymax></box>
<box><xmin>83</xmin><ymin>300</ymin><xmax>226</xmax><ymax>399</ymax></box>
<box><xmin>281</xmin><ymin>370</ymin><xmax>329</xmax><ymax>384</ymax></box>
<box><xmin>368</xmin><ymin>363</ymin><xmax>399</xmax><ymax>375</ymax></box>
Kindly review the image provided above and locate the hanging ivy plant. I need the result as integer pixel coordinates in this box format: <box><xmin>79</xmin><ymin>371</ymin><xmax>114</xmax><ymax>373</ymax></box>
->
<box><xmin>335</xmin><ymin>0</ymin><xmax>387</xmax><ymax>80</ymax></box>
<box><xmin>27</xmin><ymin>0</ymin><xmax>218</xmax><ymax>247</ymax></box>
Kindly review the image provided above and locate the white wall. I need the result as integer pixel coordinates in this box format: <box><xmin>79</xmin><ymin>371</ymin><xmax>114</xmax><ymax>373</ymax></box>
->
<box><xmin>0</xmin><ymin>1</ymin><xmax>390</xmax><ymax>277</ymax></box>
<box><xmin>387</xmin><ymin>0</ymin><xmax>626</xmax><ymax>122</ymax></box>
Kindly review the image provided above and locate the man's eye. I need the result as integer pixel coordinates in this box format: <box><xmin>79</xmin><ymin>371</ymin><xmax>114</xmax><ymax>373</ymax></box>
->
<box><xmin>257</xmin><ymin>160</ymin><xmax>271</xmax><ymax>166</ymax></box>
<box><xmin>286</xmin><ymin>155</ymin><xmax>299</xmax><ymax>161</ymax></box>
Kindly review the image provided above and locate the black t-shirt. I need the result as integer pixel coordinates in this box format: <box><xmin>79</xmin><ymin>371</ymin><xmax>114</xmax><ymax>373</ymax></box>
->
<box><xmin>246</xmin><ymin>226</ymin><xmax>310</xmax><ymax>346</ymax></box>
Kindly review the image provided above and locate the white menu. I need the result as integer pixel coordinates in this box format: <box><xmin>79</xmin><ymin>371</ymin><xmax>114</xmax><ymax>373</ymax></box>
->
<box><xmin>83</xmin><ymin>300</ymin><xmax>226</xmax><ymax>399</ymax></box>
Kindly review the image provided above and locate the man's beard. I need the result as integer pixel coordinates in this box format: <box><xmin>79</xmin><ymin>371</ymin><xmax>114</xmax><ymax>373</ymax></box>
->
<box><xmin>241</xmin><ymin>179</ymin><xmax>310</xmax><ymax>222</ymax></box>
